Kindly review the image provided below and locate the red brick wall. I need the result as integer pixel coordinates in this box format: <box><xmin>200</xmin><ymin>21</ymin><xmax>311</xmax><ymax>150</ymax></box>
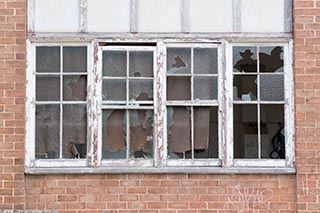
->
<box><xmin>1</xmin><ymin>0</ymin><xmax>320</xmax><ymax>212</ymax></box>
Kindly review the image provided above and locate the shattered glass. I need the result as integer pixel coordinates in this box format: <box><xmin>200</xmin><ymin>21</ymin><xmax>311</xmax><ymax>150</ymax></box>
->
<box><xmin>63</xmin><ymin>75</ymin><xmax>87</xmax><ymax>101</ymax></box>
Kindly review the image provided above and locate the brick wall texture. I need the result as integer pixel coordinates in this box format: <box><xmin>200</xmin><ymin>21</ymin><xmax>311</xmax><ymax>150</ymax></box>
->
<box><xmin>0</xmin><ymin>0</ymin><xmax>319</xmax><ymax>212</ymax></box>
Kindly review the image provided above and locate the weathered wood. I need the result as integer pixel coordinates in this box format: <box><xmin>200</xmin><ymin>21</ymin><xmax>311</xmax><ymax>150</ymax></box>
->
<box><xmin>79</xmin><ymin>0</ymin><xmax>88</xmax><ymax>32</ymax></box>
<box><xmin>181</xmin><ymin>0</ymin><xmax>190</xmax><ymax>33</ymax></box>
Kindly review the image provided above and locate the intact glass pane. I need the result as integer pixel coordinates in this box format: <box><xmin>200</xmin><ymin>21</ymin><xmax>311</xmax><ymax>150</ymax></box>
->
<box><xmin>259</xmin><ymin>46</ymin><xmax>284</xmax><ymax>73</ymax></box>
<box><xmin>36</xmin><ymin>46</ymin><xmax>60</xmax><ymax>73</ymax></box>
<box><xmin>194</xmin><ymin>48</ymin><xmax>218</xmax><ymax>74</ymax></box>
<box><xmin>36</xmin><ymin>76</ymin><xmax>60</xmax><ymax>101</ymax></box>
<box><xmin>260</xmin><ymin>74</ymin><xmax>284</xmax><ymax>101</ymax></box>
<box><xmin>62</xmin><ymin>105</ymin><xmax>87</xmax><ymax>159</ymax></box>
<box><xmin>260</xmin><ymin>104</ymin><xmax>285</xmax><ymax>159</ymax></box>
<box><xmin>233</xmin><ymin>46</ymin><xmax>257</xmax><ymax>73</ymax></box>
<box><xmin>167</xmin><ymin>48</ymin><xmax>191</xmax><ymax>74</ymax></box>
<box><xmin>103</xmin><ymin>51</ymin><xmax>126</xmax><ymax>77</ymax></box>
<box><xmin>194</xmin><ymin>76</ymin><xmax>217</xmax><ymax>100</ymax></box>
<box><xmin>233</xmin><ymin>75</ymin><xmax>257</xmax><ymax>101</ymax></box>
<box><xmin>63</xmin><ymin>75</ymin><xmax>87</xmax><ymax>101</ymax></box>
<box><xmin>167</xmin><ymin>76</ymin><xmax>191</xmax><ymax>100</ymax></box>
<box><xmin>129</xmin><ymin>79</ymin><xmax>153</xmax><ymax>101</ymax></box>
<box><xmin>234</xmin><ymin>104</ymin><xmax>258</xmax><ymax>159</ymax></box>
<box><xmin>102</xmin><ymin>79</ymin><xmax>126</xmax><ymax>101</ymax></box>
<box><xmin>102</xmin><ymin>109</ymin><xmax>126</xmax><ymax>159</ymax></box>
<box><xmin>129</xmin><ymin>52</ymin><xmax>153</xmax><ymax>77</ymax></box>
<box><xmin>63</xmin><ymin>47</ymin><xmax>87</xmax><ymax>72</ymax></box>
<box><xmin>129</xmin><ymin>110</ymin><xmax>154</xmax><ymax>159</ymax></box>
<box><xmin>35</xmin><ymin>105</ymin><xmax>60</xmax><ymax>159</ymax></box>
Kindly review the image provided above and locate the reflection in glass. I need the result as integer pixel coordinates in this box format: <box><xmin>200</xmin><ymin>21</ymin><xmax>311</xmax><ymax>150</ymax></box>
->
<box><xmin>167</xmin><ymin>48</ymin><xmax>191</xmax><ymax>74</ymax></box>
<box><xmin>233</xmin><ymin>46</ymin><xmax>257</xmax><ymax>73</ymax></box>
<box><xmin>234</xmin><ymin>104</ymin><xmax>258</xmax><ymax>158</ymax></box>
<box><xmin>167</xmin><ymin>76</ymin><xmax>191</xmax><ymax>100</ymax></box>
<box><xmin>194</xmin><ymin>76</ymin><xmax>217</xmax><ymax>100</ymax></box>
<box><xmin>260</xmin><ymin>74</ymin><xmax>284</xmax><ymax>101</ymax></box>
<box><xmin>194</xmin><ymin>48</ymin><xmax>218</xmax><ymax>74</ymax></box>
<box><xmin>102</xmin><ymin>79</ymin><xmax>126</xmax><ymax>101</ymax></box>
<box><xmin>35</xmin><ymin>105</ymin><xmax>60</xmax><ymax>159</ymax></box>
<box><xmin>63</xmin><ymin>105</ymin><xmax>87</xmax><ymax>158</ymax></box>
<box><xmin>63</xmin><ymin>75</ymin><xmax>87</xmax><ymax>101</ymax></box>
<box><xmin>129</xmin><ymin>79</ymin><xmax>153</xmax><ymax>101</ymax></box>
<box><xmin>36</xmin><ymin>46</ymin><xmax>60</xmax><ymax>73</ymax></box>
<box><xmin>233</xmin><ymin>75</ymin><xmax>257</xmax><ymax>101</ymax></box>
<box><xmin>129</xmin><ymin>51</ymin><xmax>153</xmax><ymax>77</ymax></box>
<box><xmin>259</xmin><ymin>46</ymin><xmax>284</xmax><ymax>73</ymax></box>
<box><xmin>36</xmin><ymin>76</ymin><xmax>60</xmax><ymax>101</ymax></box>
<box><xmin>103</xmin><ymin>51</ymin><xmax>126</xmax><ymax>77</ymax></box>
<box><xmin>63</xmin><ymin>47</ymin><xmax>87</xmax><ymax>72</ymax></box>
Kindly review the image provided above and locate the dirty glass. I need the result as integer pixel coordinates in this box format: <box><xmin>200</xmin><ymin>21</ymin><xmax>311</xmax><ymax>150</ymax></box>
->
<box><xmin>167</xmin><ymin>76</ymin><xmax>191</xmax><ymax>100</ymax></box>
<box><xmin>63</xmin><ymin>75</ymin><xmax>87</xmax><ymax>101</ymax></box>
<box><xmin>167</xmin><ymin>48</ymin><xmax>191</xmax><ymax>74</ymax></box>
<box><xmin>129</xmin><ymin>110</ymin><xmax>154</xmax><ymax>159</ymax></box>
<box><xmin>102</xmin><ymin>109</ymin><xmax>126</xmax><ymax>159</ymax></box>
<box><xmin>259</xmin><ymin>46</ymin><xmax>284</xmax><ymax>73</ymax></box>
<box><xmin>36</xmin><ymin>46</ymin><xmax>60</xmax><ymax>73</ymax></box>
<box><xmin>260</xmin><ymin>104</ymin><xmax>284</xmax><ymax>159</ymax></box>
<box><xmin>194</xmin><ymin>76</ymin><xmax>217</xmax><ymax>100</ymax></box>
<box><xmin>102</xmin><ymin>79</ymin><xmax>126</xmax><ymax>101</ymax></box>
<box><xmin>103</xmin><ymin>51</ymin><xmax>126</xmax><ymax>77</ymax></box>
<box><xmin>233</xmin><ymin>46</ymin><xmax>257</xmax><ymax>73</ymax></box>
<box><xmin>36</xmin><ymin>76</ymin><xmax>60</xmax><ymax>101</ymax></box>
<box><xmin>129</xmin><ymin>79</ymin><xmax>153</xmax><ymax>101</ymax></box>
<box><xmin>234</xmin><ymin>104</ymin><xmax>258</xmax><ymax>158</ymax></box>
<box><xmin>63</xmin><ymin>47</ymin><xmax>87</xmax><ymax>72</ymax></box>
<box><xmin>194</xmin><ymin>48</ymin><xmax>218</xmax><ymax>74</ymax></box>
<box><xmin>233</xmin><ymin>75</ymin><xmax>257</xmax><ymax>101</ymax></box>
<box><xmin>62</xmin><ymin>105</ymin><xmax>87</xmax><ymax>158</ymax></box>
<box><xmin>260</xmin><ymin>74</ymin><xmax>284</xmax><ymax>101</ymax></box>
<box><xmin>129</xmin><ymin>51</ymin><xmax>153</xmax><ymax>77</ymax></box>
<box><xmin>35</xmin><ymin>105</ymin><xmax>60</xmax><ymax>159</ymax></box>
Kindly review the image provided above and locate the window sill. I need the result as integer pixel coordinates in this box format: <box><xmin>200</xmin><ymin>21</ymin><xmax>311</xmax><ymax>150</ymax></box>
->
<box><xmin>25</xmin><ymin>166</ymin><xmax>296</xmax><ymax>175</ymax></box>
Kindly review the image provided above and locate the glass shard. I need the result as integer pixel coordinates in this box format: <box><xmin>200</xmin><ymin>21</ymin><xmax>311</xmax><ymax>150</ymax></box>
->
<box><xmin>63</xmin><ymin>75</ymin><xmax>87</xmax><ymax>101</ymax></box>
<box><xmin>167</xmin><ymin>48</ymin><xmax>191</xmax><ymax>74</ymax></box>
<box><xmin>233</xmin><ymin>75</ymin><xmax>257</xmax><ymax>101</ymax></box>
<box><xmin>129</xmin><ymin>79</ymin><xmax>153</xmax><ymax>101</ymax></box>
<box><xmin>259</xmin><ymin>46</ymin><xmax>284</xmax><ymax>73</ymax></box>
<box><xmin>103</xmin><ymin>51</ymin><xmax>127</xmax><ymax>77</ymax></box>
<box><xmin>233</xmin><ymin>46</ymin><xmax>257</xmax><ymax>73</ymax></box>
<box><xmin>129</xmin><ymin>51</ymin><xmax>153</xmax><ymax>77</ymax></box>
<box><xmin>194</xmin><ymin>76</ymin><xmax>217</xmax><ymax>100</ymax></box>
<box><xmin>63</xmin><ymin>46</ymin><xmax>87</xmax><ymax>73</ymax></box>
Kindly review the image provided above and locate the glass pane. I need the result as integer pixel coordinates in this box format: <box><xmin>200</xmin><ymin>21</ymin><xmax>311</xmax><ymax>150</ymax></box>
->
<box><xmin>194</xmin><ymin>107</ymin><xmax>218</xmax><ymax>159</ymax></box>
<box><xmin>103</xmin><ymin>51</ymin><xmax>126</xmax><ymax>77</ymax></box>
<box><xmin>234</xmin><ymin>104</ymin><xmax>258</xmax><ymax>159</ymax></box>
<box><xmin>194</xmin><ymin>76</ymin><xmax>217</xmax><ymax>100</ymax></box>
<box><xmin>260</xmin><ymin>104</ymin><xmax>285</xmax><ymax>159</ymax></box>
<box><xmin>102</xmin><ymin>110</ymin><xmax>126</xmax><ymax>159</ymax></box>
<box><xmin>129</xmin><ymin>110</ymin><xmax>154</xmax><ymax>159</ymax></box>
<box><xmin>260</xmin><ymin>74</ymin><xmax>284</xmax><ymax>101</ymax></box>
<box><xmin>259</xmin><ymin>46</ymin><xmax>284</xmax><ymax>73</ymax></box>
<box><xmin>36</xmin><ymin>46</ymin><xmax>60</xmax><ymax>73</ymax></box>
<box><xmin>167</xmin><ymin>48</ymin><xmax>191</xmax><ymax>74</ymax></box>
<box><xmin>233</xmin><ymin>75</ymin><xmax>257</xmax><ymax>101</ymax></box>
<box><xmin>36</xmin><ymin>76</ymin><xmax>60</xmax><ymax>101</ymax></box>
<box><xmin>129</xmin><ymin>51</ymin><xmax>153</xmax><ymax>77</ymax></box>
<box><xmin>63</xmin><ymin>75</ymin><xmax>87</xmax><ymax>101</ymax></box>
<box><xmin>233</xmin><ymin>46</ymin><xmax>257</xmax><ymax>73</ymax></box>
<box><xmin>102</xmin><ymin>79</ymin><xmax>126</xmax><ymax>101</ymax></box>
<box><xmin>194</xmin><ymin>48</ymin><xmax>218</xmax><ymax>74</ymax></box>
<box><xmin>167</xmin><ymin>107</ymin><xmax>191</xmax><ymax>159</ymax></box>
<box><xmin>63</xmin><ymin>47</ymin><xmax>87</xmax><ymax>73</ymax></box>
<box><xmin>63</xmin><ymin>105</ymin><xmax>87</xmax><ymax>159</ymax></box>
<box><xmin>129</xmin><ymin>79</ymin><xmax>153</xmax><ymax>101</ymax></box>
<box><xmin>35</xmin><ymin>105</ymin><xmax>60</xmax><ymax>159</ymax></box>
<box><xmin>167</xmin><ymin>76</ymin><xmax>191</xmax><ymax>100</ymax></box>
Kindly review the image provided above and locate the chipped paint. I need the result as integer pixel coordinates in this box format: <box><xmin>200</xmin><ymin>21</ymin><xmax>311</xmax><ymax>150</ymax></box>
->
<box><xmin>79</xmin><ymin>0</ymin><xmax>88</xmax><ymax>32</ymax></box>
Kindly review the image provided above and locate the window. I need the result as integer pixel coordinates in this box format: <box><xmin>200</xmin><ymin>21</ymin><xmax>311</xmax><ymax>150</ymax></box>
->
<box><xmin>26</xmin><ymin>40</ymin><xmax>294</xmax><ymax>171</ymax></box>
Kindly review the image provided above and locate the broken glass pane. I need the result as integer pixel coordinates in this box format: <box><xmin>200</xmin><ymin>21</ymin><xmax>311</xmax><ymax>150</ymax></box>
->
<box><xmin>129</xmin><ymin>79</ymin><xmax>153</xmax><ymax>101</ymax></box>
<box><xmin>233</xmin><ymin>75</ymin><xmax>257</xmax><ymax>101</ymax></box>
<box><xmin>102</xmin><ymin>79</ymin><xmax>126</xmax><ymax>101</ymax></box>
<box><xmin>260</xmin><ymin>74</ymin><xmax>284</xmax><ymax>101</ymax></box>
<box><xmin>62</xmin><ymin>105</ymin><xmax>87</xmax><ymax>159</ymax></box>
<box><xmin>194</xmin><ymin>48</ymin><xmax>218</xmax><ymax>74</ymax></box>
<box><xmin>194</xmin><ymin>107</ymin><xmax>218</xmax><ymax>159</ymax></box>
<box><xmin>167</xmin><ymin>76</ymin><xmax>191</xmax><ymax>100</ymax></box>
<box><xmin>35</xmin><ymin>105</ymin><xmax>60</xmax><ymax>159</ymax></box>
<box><xmin>194</xmin><ymin>76</ymin><xmax>217</xmax><ymax>100</ymax></box>
<box><xmin>36</xmin><ymin>46</ymin><xmax>60</xmax><ymax>73</ymax></box>
<box><xmin>129</xmin><ymin>51</ymin><xmax>153</xmax><ymax>77</ymax></box>
<box><xmin>36</xmin><ymin>75</ymin><xmax>60</xmax><ymax>101</ymax></box>
<box><xmin>63</xmin><ymin>47</ymin><xmax>87</xmax><ymax>73</ymax></box>
<box><xmin>234</xmin><ymin>104</ymin><xmax>258</xmax><ymax>158</ymax></box>
<box><xmin>102</xmin><ymin>109</ymin><xmax>126</xmax><ymax>159</ymax></box>
<box><xmin>167</xmin><ymin>48</ymin><xmax>191</xmax><ymax>74</ymax></box>
<box><xmin>260</xmin><ymin>104</ymin><xmax>284</xmax><ymax>159</ymax></box>
<box><xmin>259</xmin><ymin>46</ymin><xmax>284</xmax><ymax>73</ymax></box>
<box><xmin>233</xmin><ymin>46</ymin><xmax>257</xmax><ymax>73</ymax></box>
<box><xmin>129</xmin><ymin>110</ymin><xmax>154</xmax><ymax>159</ymax></box>
<box><xmin>63</xmin><ymin>75</ymin><xmax>87</xmax><ymax>101</ymax></box>
<box><xmin>103</xmin><ymin>51</ymin><xmax>126</xmax><ymax>77</ymax></box>
<box><xmin>167</xmin><ymin>107</ymin><xmax>191</xmax><ymax>159</ymax></box>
